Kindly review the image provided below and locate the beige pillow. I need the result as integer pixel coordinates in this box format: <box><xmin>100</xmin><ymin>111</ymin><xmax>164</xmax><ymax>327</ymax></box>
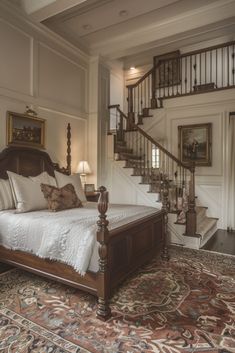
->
<box><xmin>41</xmin><ymin>183</ymin><xmax>83</xmax><ymax>212</ymax></box>
<box><xmin>7</xmin><ymin>171</ymin><xmax>55</xmax><ymax>213</ymax></box>
<box><xmin>54</xmin><ymin>171</ymin><xmax>87</xmax><ymax>203</ymax></box>
<box><xmin>0</xmin><ymin>179</ymin><xmax>15</xmax><ymax>210</ymax></box>
<box><xmin>30</xmin><ymin>171</ymin><xmax>57</xmax><ymax>186</ymax></box>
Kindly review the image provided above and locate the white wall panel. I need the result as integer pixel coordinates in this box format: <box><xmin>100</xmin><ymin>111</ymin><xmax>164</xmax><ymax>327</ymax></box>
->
<box><xmin>195</xmin><ymin>183</ymin><xmax>222</xmax><ymax>227</ymax></box>
<box><xmin>0</xmin><ymin>20</ymin><xmax>31</xmax><ymax>95</ymax></box>
<box><xmin>38</xmin><ymin>44</ymin><xmax>87</xmax><ymax>112</ymax></box>
<box><xmin>0</xmin><ymin>12</ymin><xmax>89</xmax><ymax>170</ymax></box>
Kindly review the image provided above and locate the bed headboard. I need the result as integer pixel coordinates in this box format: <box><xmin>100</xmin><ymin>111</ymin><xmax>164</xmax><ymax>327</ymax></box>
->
<box><xmin>0</xmin><ymin>123</ymin><xmax>71</xmax><ymax>179</ymax></box>
<box><xmin>0</xmin><ymin>146</ymin><xmax>56</xmax><ymax>179</ymax></box>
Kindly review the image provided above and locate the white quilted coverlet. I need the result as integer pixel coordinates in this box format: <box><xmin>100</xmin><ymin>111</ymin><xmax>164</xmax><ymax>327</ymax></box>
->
<box><xmin>0</xmin><ymin>203</ymin><xmax>160</xmax><ymax>275</ymax></box>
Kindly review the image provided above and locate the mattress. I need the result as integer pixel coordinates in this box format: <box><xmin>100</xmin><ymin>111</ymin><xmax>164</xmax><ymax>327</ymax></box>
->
<box><xmin>0</xmin><ymin>202</ymin><xmax>160</xmax><ymax>274</ymax></box>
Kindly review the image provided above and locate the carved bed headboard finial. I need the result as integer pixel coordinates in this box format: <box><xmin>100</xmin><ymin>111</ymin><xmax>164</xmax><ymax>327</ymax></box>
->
<box><xmin>67</xmin><ymin>123</ymin><xmax>71</xmax><ymax>175</ymax></box>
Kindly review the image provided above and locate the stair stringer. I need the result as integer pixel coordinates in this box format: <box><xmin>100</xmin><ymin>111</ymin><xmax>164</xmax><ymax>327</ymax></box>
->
<box><xmin>106</xmin><ymin>159</ymin><xmax>162</xmax><ymax>208</ymax></box>
<box><xmin>168</xmin><ymin>214</ymin><xmax>202</xmax><ymax>249</ymax></box>
<box><xmin>140</xmin><ymin>107</ymin><xmax>167</xmax><ymax>141</ymax></box>
<box><xmin>106</xmin><ymin>157</ymin><xmax>212</xmax><ymax>249</ymax></box>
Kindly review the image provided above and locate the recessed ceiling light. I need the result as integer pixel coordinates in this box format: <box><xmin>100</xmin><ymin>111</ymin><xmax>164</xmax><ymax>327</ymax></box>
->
<box><xmin>130</xmin><ymin>66</ymin><xmax>136</xmax><ymax>70</ymax></box>
<box><xmin>82</xmin><ymin>24</ymin><xmax>92</xmax><ymax>30</ymax></box>
<box><xmin>119</xmin><ymin>10</ymin><xmax>128</xmax><ymax>17</ymax></box>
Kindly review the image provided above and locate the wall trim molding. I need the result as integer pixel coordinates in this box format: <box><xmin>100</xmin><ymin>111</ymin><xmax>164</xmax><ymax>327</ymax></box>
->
<box><xmin>0</xmin><ymin>0</ymin><xmax>89</xmax><ymax>63</ymax></box>
<box><xmin>0</xmin><ymin>89</ymin><xmax>88</xmax><ymax>120</ymax></box>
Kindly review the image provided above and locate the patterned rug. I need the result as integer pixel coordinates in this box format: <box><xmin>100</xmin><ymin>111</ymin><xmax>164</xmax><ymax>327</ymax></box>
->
<box><xmin>0</xmin><ymin>247</ymin><xmax>234</xmax><ymax>353</ymax></box>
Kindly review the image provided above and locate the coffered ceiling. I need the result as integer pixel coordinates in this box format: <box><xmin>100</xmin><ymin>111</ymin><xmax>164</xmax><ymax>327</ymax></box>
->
<box><xmin>8</xmin><ymin>0</ymin><xmax>235</xmax><ymax>65</ymax></box>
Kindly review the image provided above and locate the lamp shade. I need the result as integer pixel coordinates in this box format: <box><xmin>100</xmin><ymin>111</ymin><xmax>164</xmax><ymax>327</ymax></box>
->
<box><xmin>77</xmin><ymin>161</ymin><xmax>91</xmax><ymax>175</ymax></box>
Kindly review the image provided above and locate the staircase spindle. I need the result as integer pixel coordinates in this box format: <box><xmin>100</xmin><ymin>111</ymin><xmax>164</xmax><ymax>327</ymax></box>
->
<box><xmin>125</xmin><ymin>41</ymin><xmax>234</xmax><ymax>119</ymax></box>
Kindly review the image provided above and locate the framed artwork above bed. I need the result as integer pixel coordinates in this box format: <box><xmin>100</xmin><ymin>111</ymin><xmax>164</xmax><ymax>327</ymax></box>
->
<box><xmin>7</xmin><ymin>111</ymin><xmax>45</xmax><ymax>149</ymax></box>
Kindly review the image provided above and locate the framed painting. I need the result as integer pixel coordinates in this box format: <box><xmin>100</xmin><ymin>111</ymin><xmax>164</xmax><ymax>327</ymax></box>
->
<box><xmin>178</xmin><ymin>123</ymin><xmax>212</xmax><ymax>166</ymax></box>
<box><xmin>153</xmin><ymin>50</ymin><xmax>181</xmax><ymax>88</ymax></box>
<box><xmin>84</xmin><ymin>184</ymin><xmax>95</xmax><ymax>194</ymax></box>
<box><xmin>7</xmin><ymin>111</ymin><xmax>45</xmax><ymax>149</ymax></box>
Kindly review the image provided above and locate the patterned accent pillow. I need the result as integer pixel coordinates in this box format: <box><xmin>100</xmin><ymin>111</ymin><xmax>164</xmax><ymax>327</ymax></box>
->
<box><xmin>54</xmin><ymin>171</ymin><xmax>87</xmax><ymax>203</ymax></box>
<box><xmin>41</xmin><ymin>183</ymin><xmax>83</xmax><ymax>212</ymax></box>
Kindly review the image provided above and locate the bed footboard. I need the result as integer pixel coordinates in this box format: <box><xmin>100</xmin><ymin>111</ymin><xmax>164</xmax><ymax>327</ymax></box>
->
<box><xmin>96</xmin><ymin>187</ymin><xmax>166</xmax><ymax>321</ymax></box>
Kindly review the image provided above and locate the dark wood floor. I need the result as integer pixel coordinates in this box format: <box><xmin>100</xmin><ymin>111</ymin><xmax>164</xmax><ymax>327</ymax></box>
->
<box><xmin>202</xmin><ymin>229</ymin><xmax>235</xmax><ymax>255</ymax></box>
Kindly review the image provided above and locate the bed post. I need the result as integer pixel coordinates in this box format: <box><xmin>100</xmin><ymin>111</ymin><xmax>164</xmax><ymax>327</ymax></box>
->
<box><xmin>66</xmin><ymin>123</ymin><xmax>71</xmax><ymax>175</ymax></box>
<box><xmin>96</xmin><ymin>186</ymin><xmax>111</xmax><ymax>321</ymax></box>
<box><xmin>161</xmin><ymin>179</ymin><xmax>170</xmax><ymax>261</ymax></box>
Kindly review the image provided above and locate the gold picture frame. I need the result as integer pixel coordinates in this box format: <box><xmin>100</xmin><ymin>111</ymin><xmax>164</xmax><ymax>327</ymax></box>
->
<box><xmin>7</xmin><ymin>111</ymin><xmax>45</xmax><ymax>149</ymax></box>
<box><xmin>178</xmin><ymin>123</ymin><xmax>212</xmax><ymax>166</ymax></box>
<box><xmin>84</xmin><ymin>184</ymin><xmax>95</xmax><ymax>194</ymax></box>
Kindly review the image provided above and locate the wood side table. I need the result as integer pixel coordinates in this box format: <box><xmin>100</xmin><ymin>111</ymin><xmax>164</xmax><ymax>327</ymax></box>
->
<box><xmin>85</xmin><ymin>192</ymin><xmax>100</xmax><ymax>202</ymax></box>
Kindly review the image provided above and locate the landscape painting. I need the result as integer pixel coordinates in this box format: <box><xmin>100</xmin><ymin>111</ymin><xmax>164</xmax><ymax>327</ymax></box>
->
<box><xmin>178</xmin><ymin>123</ymin><xmax>212</xmax><ymax>166</ymax></box>
<box><xmin>7</xmin><ymin>111</ymin><xmax>45</xmax><ymax>149</ymax></box>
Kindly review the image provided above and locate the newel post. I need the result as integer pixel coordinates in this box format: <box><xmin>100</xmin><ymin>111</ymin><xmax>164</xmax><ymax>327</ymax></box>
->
<box><xmin>161</xmin><ymin>179</ymin><xmax>170</xmax><ymax>261</ymax></box>
<box><xmin>96</xmin><ymin>186</ymin><xmax>111</xmax><ymax>321</ymax></box>
<box><xmin>185</xmin><ymin>163</ymin><xmax>197</xmax><ymax>237</ymax></box>
<box><xmin>127</xmin><ymin>85</ymin><xmax>135</xmax><ymax>130</ymax></box>
<box><xmin>151</xmin><ymin>68</ymin><xmax>158</xmax><ymax>109</ymax></box>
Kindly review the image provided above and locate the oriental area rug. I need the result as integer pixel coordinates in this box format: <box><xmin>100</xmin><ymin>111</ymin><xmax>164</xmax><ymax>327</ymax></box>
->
<box><xmin>0</xmin><ymin>247</ymin><xmax>234</xmax><ymax>353</ymax></box>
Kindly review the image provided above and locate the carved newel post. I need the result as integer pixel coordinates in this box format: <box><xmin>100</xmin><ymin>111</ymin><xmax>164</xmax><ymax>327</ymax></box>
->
<box><xmin>186</xmin><ymin>162</ymin><xmax>197</xmax><ymax>237</ymax></box>
<box><xmin>96</xmin><ymin>186</ymin><xmax>111</xmax><ymax>321</ymax></box>
<box><xmin>161</xmin><ymin>179</ymin><xmax>170</xmax><ymax>261</ymax></box>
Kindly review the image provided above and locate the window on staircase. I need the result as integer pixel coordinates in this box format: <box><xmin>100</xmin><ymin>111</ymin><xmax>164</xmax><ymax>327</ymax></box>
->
<box><xmin>152</xmin><ymin>146</ymin><xmax>160</xmax><ymax>168</ymax></box>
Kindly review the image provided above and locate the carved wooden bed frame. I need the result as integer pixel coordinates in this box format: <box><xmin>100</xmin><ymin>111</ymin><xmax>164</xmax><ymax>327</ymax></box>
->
<box><xmin>0</xmin><ymin>125</ymin><xmax>168</xmax><ymax>320</ymax></box>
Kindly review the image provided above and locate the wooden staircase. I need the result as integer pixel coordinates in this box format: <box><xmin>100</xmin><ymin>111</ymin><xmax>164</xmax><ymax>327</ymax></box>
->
<box><xmin>108</xmin><ymin>105</ymin><xmax>218</xmax><ymax>248</ymax></box>
<box><xmin>105</xmin><ymin>41</ymin><xmax>235</xmax><ymax>246</ymax></box>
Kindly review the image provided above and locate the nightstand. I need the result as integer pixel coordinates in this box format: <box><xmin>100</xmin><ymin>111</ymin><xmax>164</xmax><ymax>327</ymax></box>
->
<box><xmin>85</xmin><ymin>192</ymin><xmax>100</xmax><ymax>202</ymax></box>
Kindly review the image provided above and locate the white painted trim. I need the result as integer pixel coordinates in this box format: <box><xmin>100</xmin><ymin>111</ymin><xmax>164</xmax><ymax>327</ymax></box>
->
<box><xmin>0</xmin><ymin>0</ymin><xmax>89</xmax><ymax>62</ymax></box>
<box><xmin>0</xmin><ymin>88</ymin><xmax>88</xmax><ymax>120</ymax></box>
<box><xmin>90</xmin><ymin>0</ymin><xmax>235</xmax><ymax>57</ymax></box>
<box><xmin>38</xmin><ymin>106</ymin><xmax>87</xmax><ymax>121</ymax></box>
<box><xmin>39</xmin><ymin>41</ymin><xmax>89</xmax><ymax>71</ymax></box>
<box><xmin>165</xmin><ymin>89</ymin><xmax>235</xmax><ymax>110</ymax></box>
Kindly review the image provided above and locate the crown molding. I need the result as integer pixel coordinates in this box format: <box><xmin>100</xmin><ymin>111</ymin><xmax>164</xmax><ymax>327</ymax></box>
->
<box><xmin>0</xmin><ymin>0</ymin><xmax>89</xmax><ymax>64</ymax></box>
<box><xmin>89</xmin><ymin>0</ymin><xmax>235</xmax><ymax>59</ymax></box>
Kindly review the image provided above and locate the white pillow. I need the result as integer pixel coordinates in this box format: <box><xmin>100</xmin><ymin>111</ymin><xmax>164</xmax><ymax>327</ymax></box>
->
<box><xmin>29</xmin><ymin>171</ymin><xmax>57</xmax><ymax>186</ymax></box>
<box><xmin>0</xmin><ymin>179</ymin><xmax>15</xmax><ymax>210</ymax></box>
<box><xmin>7</xmin><ymin>171</ymin><xmax>56</xmax><ymax>213</ymax></box>
<box><xmin>54</xmin><ymin>170</ymin><xmax>87</xmax><ymax>203</ymax></box>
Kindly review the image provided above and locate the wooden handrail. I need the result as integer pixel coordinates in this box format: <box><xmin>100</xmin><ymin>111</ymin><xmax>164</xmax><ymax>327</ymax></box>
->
<box><xmin>126</xmin><ymin>67</ymin><xmax>154</xmax><ymax>89</ymax></box>
<box><xmin>161</xmin><ymin>40</ymin><xmax>235</xmax><ymax>62</ymax></box>
<box><xmin>126</xmin><ymin>41</ymin><xmax>235</xmax><ymax>91</ymax></box>
<box><xmin>108</xmin><ymin>105</ymin><xmax>197</xmax><ymax>237</ymax></box>
<box><xmin>125</xmin><ymin>40</ymin><xmax>235</xmax><ymax>114</ymax></box>
<box><xmin>111</xmin><ymin>105</ymin><xmax>191</xmax><ymax>171</ymax></box>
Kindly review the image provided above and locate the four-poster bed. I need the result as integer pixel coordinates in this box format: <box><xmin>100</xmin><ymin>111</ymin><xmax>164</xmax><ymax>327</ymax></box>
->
<box><xmin>0</xmin><ymin>124</ymin><xmax>167</xmax><ymax>320</ymax></box>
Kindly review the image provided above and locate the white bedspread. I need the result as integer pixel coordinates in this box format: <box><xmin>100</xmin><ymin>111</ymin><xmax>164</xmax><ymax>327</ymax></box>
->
<box><xmin>0</xmin><ymin>203</ymin><xmax>160</xmax><ymax>275</ymax></box>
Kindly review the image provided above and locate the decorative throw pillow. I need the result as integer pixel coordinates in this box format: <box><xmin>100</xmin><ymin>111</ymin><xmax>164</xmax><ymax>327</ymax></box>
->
<box><xmin>41</xmin><ymin>183</ymin><xmax>83</xmax><ymax>212</ymax></box>
<box><xmin>54</xmin><ymin>170</ymin><xmax>87</xmax><ymax>203</ymax></box>
<box><xmin>0</xmin><ymin>179</ymin><xmax>15</xmax><ymax>210</ymax></box>
<box><xmin>7</xmin><ymin>171</ymin><xmax>56</xmax><ymax>213</ymax></box>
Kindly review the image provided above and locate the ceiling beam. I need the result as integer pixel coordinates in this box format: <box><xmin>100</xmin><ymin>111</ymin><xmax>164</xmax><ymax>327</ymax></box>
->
<box><xmin>28</xmin><ymin>0</ymin><xmax>89</xmax><ymax>22</ymax></box>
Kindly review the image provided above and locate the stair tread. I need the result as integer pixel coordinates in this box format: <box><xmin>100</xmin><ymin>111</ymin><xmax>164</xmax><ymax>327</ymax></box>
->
<box><xmin>197</xmin><ymin>218</ymin><xmax>217</xmax><ymax>237</ymax></box>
